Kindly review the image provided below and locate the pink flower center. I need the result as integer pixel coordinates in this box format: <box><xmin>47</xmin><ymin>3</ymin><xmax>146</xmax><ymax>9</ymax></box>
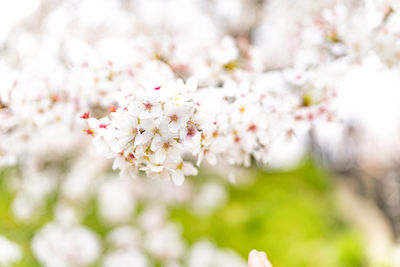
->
<box><xmin>127</xmin><ymin>153</ymin><xmax>135</xmax><ymax>163</ymax></box>
<box><xmin>144</xmin><ymin>103</ymin><xmax>152</xmax><ymax>111</ymax></box>
<box><xmin>248</xmin><ymin>124</ymin><xmax>257</xmax><ymax>132</ymax></box>
<box><xmin>162</xmin><ymin>142</ymin><xmax>172</xmax><ymax>151</ymax></box>
<box><xmin>187</xmin><ymin>127</ymin><xmax>195</xmax><ymax>137</ymax></box>
<box><xmin>84</xmin><ymin>128</ymin><xmax>94</xmax><ymax>136</ymax></box>
<box><xmin>80</xmin><ymin>112</ymin><xmax>90</xmax><ymax>119</ymax></box>
<box><xmin>169</xmin><ymin>114</ymin><xmax>178</xmax><ymax>122</ymax></box>
<box><xmin>108</xmin><ymin>105</ymin><xmax>116</xmax><ymax>113</ymax></box>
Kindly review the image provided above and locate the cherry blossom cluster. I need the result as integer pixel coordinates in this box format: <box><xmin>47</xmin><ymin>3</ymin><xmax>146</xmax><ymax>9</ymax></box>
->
<box><xmin>2</xmin><ymin>0</ymin><xmax>400</xmax><ymax>266</ymax></box>
<box><xmin>86</xmin><ymin>77</ymin><xmax>200</xmax><ymax>185</ymax></box>
<box><xmin>83</xmin><ymin>69</ymin><xmax>337</xmax><ymax>184</ymax></box>
<box><xmin>1</xmin><ymin>0</ymin><xmax>400</xmax><ymax>185</ymax></box>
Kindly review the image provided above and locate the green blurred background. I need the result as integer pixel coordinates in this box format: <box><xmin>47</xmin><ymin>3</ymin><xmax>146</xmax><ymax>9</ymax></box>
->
<box><xmin>171</xmin><ymin>161</ymin><xmax>366</xmax><ymax>267</ymax></box>
<box><xmin>0</xmin><ymin>161</ymin><xmax>367</xmax><ymax>267</ymax></box>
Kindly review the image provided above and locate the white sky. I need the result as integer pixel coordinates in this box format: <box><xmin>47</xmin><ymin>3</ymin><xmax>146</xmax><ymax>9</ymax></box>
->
<box><xmin>0</xmin><ymin>0</ymin><xmax>41</xmax><ymax>43</ymax></box>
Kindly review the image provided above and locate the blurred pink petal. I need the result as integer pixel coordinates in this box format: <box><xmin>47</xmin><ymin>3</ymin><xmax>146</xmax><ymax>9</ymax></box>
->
<box><xmin>248</xmin><ymin>250</ymin><xmax>272</xmax><ymax>267</ymax></box>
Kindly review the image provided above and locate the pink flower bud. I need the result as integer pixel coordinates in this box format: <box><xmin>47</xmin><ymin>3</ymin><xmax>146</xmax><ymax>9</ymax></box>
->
<box><xmin>248</xmin><ymin>250</ymin><xmax>272</xmax><ymax>267</ymax></box>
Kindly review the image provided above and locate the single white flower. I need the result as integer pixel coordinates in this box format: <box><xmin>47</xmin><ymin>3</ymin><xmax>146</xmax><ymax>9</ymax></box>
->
<box><xmin>134</xmin><ymin>97</ymin><xmax>163</xmax><ymax>120</ymax></box>
<box><xmin>170</xmin><ymin>161</ymin><xmax>198</xmax><ymax>186</ymax></box>
<box><xmin>151</xmin><ymin>138</ymin><xmax>181</xmax><ymax>164</ymax></box>
<box><xmin>164</xmin><ymin>103</ymin><xmax>194</xmax><ymax>133</ymax></box>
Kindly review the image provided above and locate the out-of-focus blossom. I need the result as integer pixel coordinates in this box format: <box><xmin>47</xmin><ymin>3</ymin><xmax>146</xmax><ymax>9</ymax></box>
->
<box><xmin>248</xmin><ymin>250</ymin><xmax>273</xmax><ymax>267</ymax></box>
<box><xmin>32</xmin><ymin>223</ymin><xmax>101</xmax><ymax>267</ymax></box>
<box><xmin>0</xmin><ymin>235</ymin><xmax>21</xmax><ymax>266</ymax></box>
<box><xmin>144</xmin><ymin>223</ymin><xmax>185</xmax><ymax>261</ymax></box>
<box><xmin>102</xmin><ymin>249</ymin><xmax>148</xmax><ymax>267</ymax></box>
<box><xmin>188</xmin><ymin>241</ymin><xmax>247</xmax><ymax>267</ymax></box>
<box><xmin>192</xmin><ymin>182</ymin><xmax>227</xmax><ymax>215</ymax></box>
<box><xmin>98</xmin><ymin>178</ymin><xmax>136</xmax><ymax>224</ymax></box>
